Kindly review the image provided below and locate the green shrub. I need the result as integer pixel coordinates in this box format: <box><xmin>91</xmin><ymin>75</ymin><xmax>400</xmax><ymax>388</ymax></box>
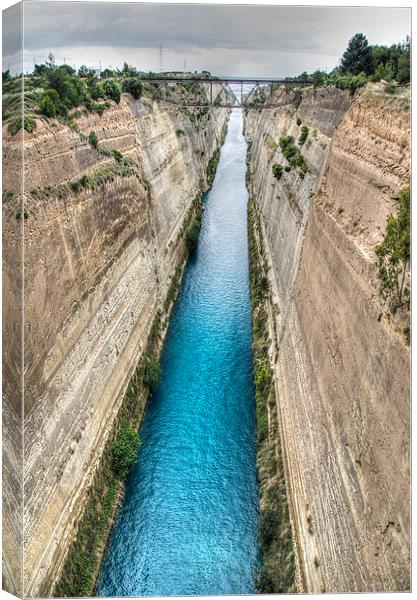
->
<box><xmin>39</xmin><ymin>87</ymin><xmax>65</xmax><ymax>117</ymax></box>
<box><xmin>327</xmin><ymin>72</ymin><xmax>368</xmax><ymax>95</ymax></box>
<box><xmin>384</xmin><ymin>82</ymin><xmax>397</xmax><ymax>95</ymax></box>
<box><xmin>86</xmin><ymin>73</ymin><xmax>104</xmax><ymax>100</ymax></box>
<box><xmin>111</xmin><ymin>426</ymin><xmax>140</xmax><ymax>479</ymax></box>
<box><xmin>254</xmin><ymin>356</ymin><xmax>272</xmax><ymax>396</ymax></box>
<box><xmin>375</xmin><ymin>186</ymin><xmax>410</xmax><ymax>312</ymax></box>
<box><xmin>46</xmin><ymin>65</ymin><xmax>83</xmax><ymax>108</ymax></box>
<box><xmin>39</xmin><ymin>93</ymin><xmax>56</xmax><ymax>118</ymax></box>
<box><xmin>143</xmin><ymin>355</ymin><xmax>162</xmax><ymax>389</ymax></box>
<box><xmin>312</xmin><ymin>70</ymin><xmax>327</xmax><ymax>87</ymax></box>
<box><xmin>298</xmin><ymin>124</ymin><xmax>309</xmax><ymax>145</ymax></box>
<box><xmin>296</xmin><ymin>117</ymin><xmax>302</xmax><ymax>126</ymax></box>
<box><xmin>186</xmin><ymin>216</ymin><xmax>202</xmax><ymax>250</ymax></box>
<box><xmin>112</xmin><ymin>149</ymin><xmax>124</xmax><ymax>162</ymax></box>
<box><xmin>293</xmin><ymin>89</ymin><xmax>303</xmax><ymax>109</ymax></box>
<box><xmin>279</xmin><ymin>135</ymin><xmax>309</xmax><ymax>175</ymax></box>
<box><xmin>122</xmin><ymin>78</ymin><xmax>143</xmax><ymax>99</ymax></box>
<box><xmin>103</xmin><ymin>79</ymin><xmax>121</xmax><ymax>103</ymax></box>
<box><xmin>88</xmin><ymin>130</ymin><xmax>99</xmax><ymax>149</ymax></box>
<box><xmin>271</xmin><ymin>163</ymin><xmax>283</xmax><ymax>180</ymax></box>
<box><xmin>9</xmin><ymin>115</ymin><xmax>36</xmax><ymax>135</ymax></box>
<box><xmin>284</xmin><ymin>165</ymin><xmax>291</xmax><ymax>172</ymax></box>
<box><xmin>176</xmin><ymin>128</ymin><xmax>186</xmax><ymax>137</ymax></box>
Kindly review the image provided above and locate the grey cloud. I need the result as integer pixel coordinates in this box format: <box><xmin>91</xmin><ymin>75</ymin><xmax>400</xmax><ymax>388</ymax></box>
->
<box><xmin>3</xmin><ymin>2</ymin><xmax>411</xmax><ymax>76</ymax></box>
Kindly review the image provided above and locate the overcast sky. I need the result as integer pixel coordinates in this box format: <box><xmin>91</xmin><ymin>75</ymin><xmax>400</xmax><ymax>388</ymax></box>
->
<box><xmin>3</xmin><ymin>2</ymin><xmax>411</xmax><ymax>76</ymax></box>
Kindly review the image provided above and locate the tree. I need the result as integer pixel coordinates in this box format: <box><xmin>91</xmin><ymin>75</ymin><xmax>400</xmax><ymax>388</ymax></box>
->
<box><xmin>2</xmin><ymin>69</ymin><xmax>11</xmax><ymax>82</ymax></box>
<box><xmin>375</xmin><ymin>187</ymin><xmax>410</xmax><ymax>312</ymax></box>
<box><xmin>122</xmin><ymin>61</ymin><xmax>137</xmax><ymax>77</ymax></box>
<box><xmin>85</xmin><ymin>71</ymin><xmax>104</xmax><ymax>100</ymax></box>
<box><xmin>46</xmin><ymin>66</ymin><xmax>83</xmax><ymax>109</ymax></box>
<box><xmin>111</xmin><ymin>426</ymin><xmax>140</xmax><ymax>479</ymax></box>
<box><xmin>340</xmin><ymin>33</ymin><xmax>373</xmax><ymax>75</ymax></box>
<box><xmin>45</xmin><ymin>52</ymin><xmax>56</xmax><ymax>70</ymax></box>
<box><xmin>312</xmin><ymin>70</ymin><xmax>326</xmax><ymax>87</ymax></box>
<box><xmin>101</xmin><ymin>67</ymin><xmax>116</xmax><ymax>79</ymax></box>
<box><xmin>33</xmin><ymin>63</ymin><xmax>48</xmax><ymax>76</ymax></box>
<box><xmin>122</xmin><ymin>77</ymin><xmax>143</xmax><ymax>99</ymax></box>
<box><xmin>78</xmin><ymin>65</ymin><xmax>90</xmax><ymax>77</ymax></box>
<box><xmin>397</xmin><ymin>37</ymin><xmax>410</xmax><ymax>83</ymax></box>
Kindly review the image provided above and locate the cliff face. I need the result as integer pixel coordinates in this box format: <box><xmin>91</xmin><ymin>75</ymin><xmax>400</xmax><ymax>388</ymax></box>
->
<box><xmin>245</xmin><ymin>84</ymin><xmax>410</xmax><ymax>592</ymax></box>
<box><xmin>2</xmin><ymin>93</ymin><xmax>228</xmax><ymax>596</ymax></box>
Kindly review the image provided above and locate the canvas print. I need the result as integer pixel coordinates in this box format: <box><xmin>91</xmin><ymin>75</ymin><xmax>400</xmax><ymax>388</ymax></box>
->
<box><xmin>2</xmin><ymin>1</ymin><xmax>411</xmax><ymax>597</ymax></box>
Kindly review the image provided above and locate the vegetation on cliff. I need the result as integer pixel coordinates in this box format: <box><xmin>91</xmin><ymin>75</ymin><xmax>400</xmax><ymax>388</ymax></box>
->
<box><xmin>375</xmin><ymin>186</ymin><xmax>410</xmax><ymax>316</ymax></box>
<box><xmin>287</xmin><ymin>33</ymin><xmax>409</xmax><ymax>94</ymax></box>
<box><xmin>54</xmin><ymin>312</ymin><xmax>163</xmax><ymax>597</ymax></box>
<box><xmin>247</xmin><ymin>198</ymin><xmax>295</xmax><ymax>593</ymax></box>
<box><xmin>2</xmin><ymin>56</ymin><xmax>214</xmax><ymax>135</ymax></box>
<box><xmin>279</xmin><ymin>135</ymin><xmax>309</xmax><ymax>176</ymax></box>
<box><xmin>112</xmin><ymin>427</ymin><xmax>141</xmax><ymax>479</ymax></box>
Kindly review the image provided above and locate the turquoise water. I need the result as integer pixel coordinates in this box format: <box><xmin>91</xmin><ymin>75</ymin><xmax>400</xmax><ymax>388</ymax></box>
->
<box><xmin>96</xmin><ymin>110</ymin><xmax>259</xmax><ymax>597</ymax></box>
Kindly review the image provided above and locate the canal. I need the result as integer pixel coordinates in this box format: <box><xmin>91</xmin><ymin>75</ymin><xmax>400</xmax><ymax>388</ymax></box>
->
<box><xmin>96</xmin><ymin>109</ymin><xmax>259</xmax><ymax>596</ymax></box>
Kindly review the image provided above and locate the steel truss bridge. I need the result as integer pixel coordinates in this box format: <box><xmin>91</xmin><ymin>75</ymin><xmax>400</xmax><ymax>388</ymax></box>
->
<box><xmin>140</xmin><ymin>76</ymin><xmax>313</xmax><ymax>109</ymax></box>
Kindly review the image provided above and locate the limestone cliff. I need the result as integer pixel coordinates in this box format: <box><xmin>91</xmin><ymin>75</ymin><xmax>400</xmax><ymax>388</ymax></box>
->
<box><xmin>245</xmin><ymin>84</ymin><xmax>410</xmax><ymax>592</ymax></box>
<box><xmin>2</xmin><ymin>92</ymin><xmax>228</xmax><ymax>596</ymax></box>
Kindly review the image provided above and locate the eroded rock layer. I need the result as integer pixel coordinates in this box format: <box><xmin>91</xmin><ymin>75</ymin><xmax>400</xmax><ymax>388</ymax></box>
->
<box><xmin>2</xmin><ymin>94</ymin><xmax>228</xmax><ymax>596</ymax></box>
<box><xmin>245</xmin><ymin>84</ymin><xmax>410</xmax><ymax>592</ymax></box>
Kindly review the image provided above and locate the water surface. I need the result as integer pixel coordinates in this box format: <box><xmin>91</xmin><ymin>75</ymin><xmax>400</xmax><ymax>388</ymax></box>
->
<box><xmin>97</xmin><ymin>109</ymin><xmax>259</xmax><ymax>597</ymax></box>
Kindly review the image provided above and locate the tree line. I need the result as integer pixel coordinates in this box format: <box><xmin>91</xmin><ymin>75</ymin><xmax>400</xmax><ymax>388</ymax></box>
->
<box><xmin>288</xmin><ymin>32</ymin><xmax>410</xmax><ymax>89</ymax></box>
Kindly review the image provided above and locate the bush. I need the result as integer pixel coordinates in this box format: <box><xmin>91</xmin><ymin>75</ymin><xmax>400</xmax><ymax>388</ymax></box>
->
<box><xmin>186</xmin><ymin>216</ymin><xmax>202</xmax><ymax>250</ymax></box>
<box><xmin>298</xmin><ymin>124</ymin><xmax>309</xmax><ymax>145</ymax></box>
<box><xmin>9</xmin><ymin>115</ymin><xmax>36</xmax><ymax>135</ymax></box>
<box><xmin>143</xmin><ymin>355</ymin><xmax>162</xmax><ymax>389</ymax></box>
<box><xmin>375</xmin><ymin>186</ymin><xmax>410</xmax><ymax>312</ymax></box>
<box><xmin>254</xmin><ymin>356</ymin><xmax>272</xmax><ymax>396</ymax></box>
<box><xmin>111</xmin><ymin>426</ymin><xmax>140</xmax><ymax>479</ymax></box>
<box><xmin>39</xmin><ymin>88</ymin><xmax>62</xmax><ymax>117</ymax></box>
<box><xmin>271</xmin><ymin>163</ymin><xmax>283</xmax><ymax>180</ymax></box>
<box><xmin>296</xmin><ymin>117</ymin><xmax>302</xmax><ymax>126</ymax></box>
<box><xmin>112</xmin><ymin>149</ymin><xmax>123</xmax><ymax>162</ymax></box>
<box><xmin>384</xmin><ymin>82</ymin><xmax>397</xmax><ymax>95</ymax></box>
<box><xmin>279</xmin><ymin>135</ymin><xmax>309</xmax><ymax>175</ymax></box>
<box><xmin>312</xmin><ymin>70</ymin><xmax>326</xmax><ymax>87</ymax></box>
<box><xmin>122</xmin><ymin>78</ymin><xmax>143</xmax><ymax>99</ymax></box>
<box><xmin>103</xmin><ymin>79</ymin><xmax>121</xmax><ymax>103</ymax></box>
<box><xmin>88</xmin><ymin>130</ymin><xmax>99</xmax><ymax>149</ymax></box>
<box><xmin>46</xmin><ymin>65</ymin><xmax>83</xmax><ymax>108</ymax></box>
<box><xmin>39</xmin><ymin>94</ymin><xmax>56</xmax><ymax>117</ymax></box>
<box><xmin>176</xmin><ymin>128</ymin><xmax>186</xmax><ymax>137</ymax></box>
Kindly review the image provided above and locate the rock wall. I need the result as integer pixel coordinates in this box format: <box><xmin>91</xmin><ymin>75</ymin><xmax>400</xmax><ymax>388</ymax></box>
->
<box><xmin>244</xmin><ymin>84</ymin><xmax>410</xmax><ymax>592</ymax></box>
<box><xmin>2</xmin><ymin>93</ymin><xmax>228</xmax><ymax>596</ymax></box>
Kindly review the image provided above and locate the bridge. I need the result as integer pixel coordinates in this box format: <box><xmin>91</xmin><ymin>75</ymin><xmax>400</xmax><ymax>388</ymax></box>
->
<box><xmin>139</xmin><ymin>76</ymin><xmax>313</xmax><ymax>108</ymax></box>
